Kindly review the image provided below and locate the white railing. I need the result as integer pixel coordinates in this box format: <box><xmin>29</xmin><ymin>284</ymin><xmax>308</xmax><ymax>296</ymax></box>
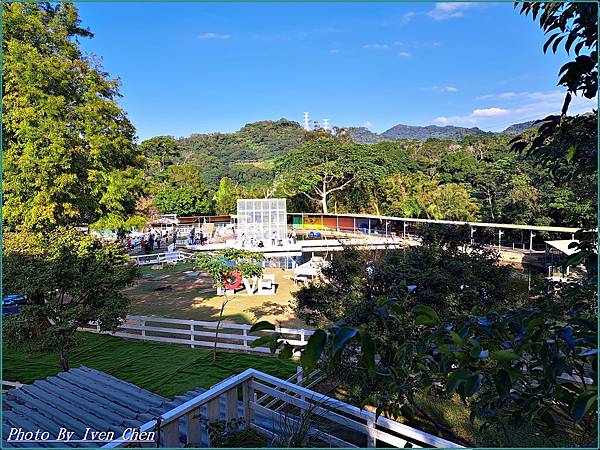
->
<box><xmin>103</xmin><ymin>368</ymin><xmax>461</xmax><ymax>448</ymax></box>
<box><xmin>83</xmin><ymin>315</ymin><xmax>314</xmax><ymax>355</ymax></box>
<box><xmin>130</xmin><ymin>251</ymin><xmax>194</xmax><ymax>266</ymax></box>
<box><xmin>2</xmin><ymin>380</ymin><xmax>23</xmax><ymax>393</ymax></box>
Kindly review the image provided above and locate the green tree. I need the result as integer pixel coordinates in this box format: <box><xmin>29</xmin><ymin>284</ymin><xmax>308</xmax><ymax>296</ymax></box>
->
<box><xmin>2</xmin><ymin>3</ymin><xmax>143</xmax><ymax>232</ymax></box>
<box><xmin>275</xmin><ymin>138</ymin><xmax>376</xmax><ymax>214</ymax></box>
<box><xmin>3</xmin><ymin>228</ymin><xmax>139</xmax><ymax>370</ymax></box>
<box><xmin>139</xmin><ymin>135</ymin><xmax>180</xmax><ymax>174</ymax></box>
<box><xmin>153</xmin><ymin>164</ymin><xmax>214</xmax><ymax>215</ymax></box>
<box><xmin>382</xmin><ymin>174</ymin><xmax>480</xmax><ymax>221</ymax></box>
<box><xmin>214</xmin><ymin>177</ymin><xmax>242</xmax><ymax>215</ymax></box>
<box><xmin>194</xmin><ymin>249</ymin><xmax>264</xmax><ymax>362</ymax></box>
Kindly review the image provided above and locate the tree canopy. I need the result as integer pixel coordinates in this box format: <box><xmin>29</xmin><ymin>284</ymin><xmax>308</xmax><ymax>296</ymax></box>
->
<box><xmin>3</xmin><ymin>228</ymin><xmax>139</xmax><ymax>370</ymax></box>
<box><xmin>2</xmin><ymin>3</ymin><xmax>144</xmax><ymax>232</ymax></box>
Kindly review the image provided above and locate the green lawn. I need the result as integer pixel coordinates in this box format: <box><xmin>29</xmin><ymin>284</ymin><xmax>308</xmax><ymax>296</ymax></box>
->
<box><xmin>3</xmin><ymin>332</ymin><xmax>297</xmax><ymax>398</ymax></box>
<box><xmin>125</xmin><ymin>265</ymin><xmax>307</xmax><ymax>327</ymax></box>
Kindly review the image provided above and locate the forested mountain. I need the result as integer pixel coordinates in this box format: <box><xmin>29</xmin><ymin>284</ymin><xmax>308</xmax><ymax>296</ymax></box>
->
<box><xmin>347</xmin><ymin>120</ymin><xmax>544</xmax><ymax>143</ymax></box>
<box><xmin>140</xmin><ymin>115</ymin><xmax>597</xmax><ymax>229</ymax></box>
<box><xmin>500</xmin><ymin>120</ymin><xmax>542</xmax><ymax>136</ymax></box>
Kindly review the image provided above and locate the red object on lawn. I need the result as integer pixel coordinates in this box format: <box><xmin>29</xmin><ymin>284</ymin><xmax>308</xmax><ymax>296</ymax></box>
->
<box><xmin>223</xmin><ymin>271</ymin><xmax>243</xmax><ymax>290</ymax></box>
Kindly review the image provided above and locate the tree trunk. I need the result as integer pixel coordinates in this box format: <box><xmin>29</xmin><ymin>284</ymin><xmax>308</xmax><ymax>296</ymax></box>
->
<box><xmin>321</xmin><ymin>194</ymin><xmax>328</xmax><ymax>214</ymax></box>
<box><xmin>59</xmin><ymin>347</ymin><xmax>70</xmax><ymax>372</ymax></box>
<box><xmin>212</xmin><ymin>294</ymin><xmax>228</xmax><ymax>363</ymax></box>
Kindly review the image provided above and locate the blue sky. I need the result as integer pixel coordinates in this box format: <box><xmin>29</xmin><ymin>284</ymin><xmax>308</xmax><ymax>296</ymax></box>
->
<box><xmin>76</xmin><ymin>1</ymin><xmax>597</xmax><ymax>141</ymax></box>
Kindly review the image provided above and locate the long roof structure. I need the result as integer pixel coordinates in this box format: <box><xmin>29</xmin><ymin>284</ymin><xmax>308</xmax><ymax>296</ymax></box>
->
<box><xmin>294</xmin><ymin>212</ymin><xmax>586</xmax><ymax>233</ymax></box>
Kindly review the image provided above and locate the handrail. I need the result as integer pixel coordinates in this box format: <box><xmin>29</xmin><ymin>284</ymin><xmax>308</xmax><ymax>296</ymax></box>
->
<box><xmin>102</xmin><ymin>368</ymin><xmax>461</xmax><ymax>449</ymax></box>
<box><xmin>250</xmin><ymin>370</ymin><xmax>463</xmax><ymax>448</ymax></box>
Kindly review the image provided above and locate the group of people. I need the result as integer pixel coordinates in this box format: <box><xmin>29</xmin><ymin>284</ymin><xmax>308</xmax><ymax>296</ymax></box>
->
<box><xmin>126</xmin><ymin>229</ymin><xmax>178</xmax><ymax>254</ymax></box>
<box><xmin>188</xmin><ymin>227</ymin><xmax>207</xmax><ymax>245</ymax></box>
<box><xmin>239</xmin><ymin>229</ymin><xmax>297</xmax><ymax>248</ymax></box>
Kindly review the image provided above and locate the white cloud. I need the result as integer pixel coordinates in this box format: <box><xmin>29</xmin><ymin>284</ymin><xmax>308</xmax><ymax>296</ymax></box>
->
<box><xmin>362</xmin><ymin>43</ymin><xmax>389</xmax><ymax>49</ymax></box>
<box><xmin>423</xmin><ymin>85</ymin><xmax>458</xmax><ymax>93</ymax></box>
<box><xmin>398</xmin><ymin>51</ymin><xmax>411</xmax><ymax>57</ymax></box>
<box><xmin>364</xmin><ymin>121</ymin><xmax>373</xmax><ymax>128</ymax></box>
<box><xmin>198</xmin><ymin>32</ymin><xmax>231</xmax><ymax>40</ymax></box>
<box><xmin>434</xmin><ymin>107</ymin><xmax>509</xmax><ymax>125</ymax></box>
<box><xmin>476</xmin><ymin>91</ymin><xmax>564</xmax><ymax>101</ymax></box>
<box><xmin>427</xmin><ymin>3</ymin><xmax>478</xmax><ymax>21</ymax></box>
<box><xmin>402</xmin><ymin>12</ymin><xmax>417</xmax><ymax>24</ymax></box>
<box><xmin>433</xmin><ymin>92</ymin><xmax>596</xmax><ymax>129</ymax></box>
<box><xmin>472</xmin><ymin>107</ymin><xmax>510</xmax><ymax>118</ymax></box>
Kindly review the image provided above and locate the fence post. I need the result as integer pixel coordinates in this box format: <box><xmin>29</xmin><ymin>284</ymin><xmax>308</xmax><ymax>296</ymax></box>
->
<box><xmin>226</xmin><ymin>388</ymin><xmax>239</xmax><ymax>421</ymax></box>
<box><xmin>366</xmin><ymin>418</ymin><xmax>376</xmax><ymax>447</ymax></box>
<box><xmin>141</xmin><ymin>320</ymin><xmax>146</xmax><ymax>338</ymax></box>
<box><xmin>162</xmin><ymin>420</ymin><xmax>180</xmax><ymax>448</ymax></box>
<box><xmin>96</xmin><ymin>322</ymin><xmax>100</xmax><ymax>333</ymax></box>
<box><xmin>185</xmin><ymin>408</ymin><xmax>201</xmax><ymax>447</ymax></box>
<box><xmin>190</xmin><ymin>322</ymin><xmax>195</xmax><ymax>349</ymax></box>
<box><xmin>296</xmin><ymin>365</ymin><xmax>304</xmax><ymax>385</ymax></box>
<box><xmin>243</xmin><ymin>326</ymin><xmax>249</xmax><ymax>352</ymax></box>
<box><xmin>300</xmin><ymin>329</ymin><xmax>305</xmax><ymax>346</ymax></box>
<box><xmin>242</xmin><ymin>378</ymin><xmax>255</xmax><ymax>427</ymax></box>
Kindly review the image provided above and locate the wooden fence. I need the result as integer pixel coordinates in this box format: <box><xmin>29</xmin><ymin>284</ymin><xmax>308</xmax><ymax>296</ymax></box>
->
<box><xmin>102</xmin><ymin>368</ymin><xmax>461</xmax><ymax>448</ymax></box>
<box><xmin>83</xmin><ymin>315</ymin><xmax>314</xmax><ymax>355</ymax></box>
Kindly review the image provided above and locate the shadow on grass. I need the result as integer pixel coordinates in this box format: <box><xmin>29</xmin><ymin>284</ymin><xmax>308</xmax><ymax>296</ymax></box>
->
<box><xmin>246</xmin><ymin>301</ymin><xmax>290</xmax><ymax>321</ymax></box>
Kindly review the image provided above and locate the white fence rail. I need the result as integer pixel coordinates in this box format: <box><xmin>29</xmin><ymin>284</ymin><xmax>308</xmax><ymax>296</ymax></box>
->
<box><xmin>2</xmin><ymin>380</ymin><xmax>23</xmax><ymax>393</ymax></box>
<box><xmin>130</xmin><ymin>251</ymin><xmax>194</xmax><ymax>266</ymax></box>
<box><xmin>103</xmin><ymin>368</ymin><xmax>461</xmax><ymax>448</ymax></box>
<box><xmin>83</xmin><ymin>315</ymin><xmax>314</xmax><ymax>355</ymax></box>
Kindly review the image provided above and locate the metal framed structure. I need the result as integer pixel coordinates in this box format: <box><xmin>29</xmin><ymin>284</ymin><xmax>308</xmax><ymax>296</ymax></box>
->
<box><xmin>237</xmin><ymin>199</ymin><xmax>287</xmax><ymax>243</ymax></box>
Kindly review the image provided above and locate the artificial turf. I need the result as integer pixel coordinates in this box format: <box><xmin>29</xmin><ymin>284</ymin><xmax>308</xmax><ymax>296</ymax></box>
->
<box><xmin>3</xmin><ymin>331</ymin><xmax>297</xmax><ymax>398</ymax></box>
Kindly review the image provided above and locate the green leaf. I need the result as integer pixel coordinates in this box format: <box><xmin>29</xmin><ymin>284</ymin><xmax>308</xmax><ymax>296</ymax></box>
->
<box><xmin>462</xmin><ymin>373</ymin><xmax>483</xmax><ymax>397</ymax></box>
<box><xmin>361</xmin><ymin>332</ymin><xmax>376</xmax><ymax>372</ymax></box>
<box><xmin>400</xmin><ymin>404</ymin><xmax>415</xmax><ymax>421</ymax></box>
<box><xmin>491</xmin><ymin>350</ymin><xmax>520</xmax><ymax>362</ymax></box>
<box><xmin>493</xmin><ymin>369</ymin><xmax>512</xmax><ymax>398</ymax></box>
<box><xmin>566</xmin><ymin>146</ymin><xmax>576</xmax><ymax>162</ymax></box>
<box><xmin>250</xmin><ymin>335</ymin><xmax>273</xmax><ymax>348</ymax></box>
<box><xmin>250</xmin><ymin>321</ymin><xmax>276</xmax><ymax>332</ymax></box>
<box><xmin>278</xmin><ymin>343</ymin><xmax>293</xmax><ymax>360</ymax></box>
<box><xmin>415</xmin><ymin>315</ymin><xmax>436</xmax><ymax>326</ymax></box>
<box><xmin>447</xmin><ymin>368</ymin><xmax>471</xmax><ymax>395</ymax></box>
<box><xmin>332</xmin><ymin>327</ymin><xmax>358</xmax><ymax>356</ymax></box>
<box><xmin>300</xmin><ymin>329</ymin><xmax>327</xmax><ymax>371</ymax></box>
<box><xmin>449</xmin><ymin>331</ymin><xmax>463</xmax><ymax>345</ymax></box>
<box><xmin>413</xmin><ymin>305</ymin><xmax>439</xmax><ymax>321</ymax></box>
<box><xmin>572</xmin><ymin>391</ymin><xmax>597</xmax><ymax>422</ymax></box>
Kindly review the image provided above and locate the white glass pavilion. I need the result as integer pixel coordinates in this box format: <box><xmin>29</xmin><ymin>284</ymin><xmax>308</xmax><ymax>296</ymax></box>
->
<box><xmin>236</xmin><ymin>198</ymin><xmax>287</xmax><ymax>243</ymax></box>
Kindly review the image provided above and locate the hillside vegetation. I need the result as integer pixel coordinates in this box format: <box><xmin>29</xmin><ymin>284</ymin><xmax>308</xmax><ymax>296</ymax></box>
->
<box><xmin>139</xmin><ymin>119</ymin><xmax>596</xmax><ymax>229</ymax></box>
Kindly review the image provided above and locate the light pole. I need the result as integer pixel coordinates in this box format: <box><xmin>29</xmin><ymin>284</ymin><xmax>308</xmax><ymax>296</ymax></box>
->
<box><xmin>498</xmin><ymin>230</ymin><xmax>504</xmax><ymax>249</ymax></box>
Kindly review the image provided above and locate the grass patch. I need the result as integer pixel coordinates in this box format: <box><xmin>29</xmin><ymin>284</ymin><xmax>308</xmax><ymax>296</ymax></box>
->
<box><xmin>124</xmin><ymin>266</ymin><xmax>306</xmax><ymax>327</ymax></box>
<box><xmin>3</xmin><ymin>332</ymin><xmax>297</xmax><ymax>398</ymax></box>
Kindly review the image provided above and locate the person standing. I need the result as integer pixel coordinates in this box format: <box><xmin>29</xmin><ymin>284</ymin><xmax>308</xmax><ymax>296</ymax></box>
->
<box><xmin>271</xmin><ymin>231</ymin><xmax>277</xmax><ymax>246</ymax></box>
<box><xmin>291</xmin><ymin>229</ymin><xmax>297</xmax><ymax>244</ymax></box>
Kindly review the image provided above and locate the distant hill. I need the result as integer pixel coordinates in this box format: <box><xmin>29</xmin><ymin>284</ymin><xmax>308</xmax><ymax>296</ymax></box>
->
<box><xmin>347</xmin><ymin>119</ymin><xmax>544</xmax><ymax>143</ymax></box>
<box><xmin>500</xmin><ymin>120</ymin><xmax>542</xmax><ymax>136</ymax></box>
<box><xmin>381</xmin><ymin>124</ymin><xmax>492</xmax><ymax>141</ymax></box>
<box><xmin>345</xmin><ymin>127</ymin><xmax>384</xmax><ymax>144</ymax></box>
